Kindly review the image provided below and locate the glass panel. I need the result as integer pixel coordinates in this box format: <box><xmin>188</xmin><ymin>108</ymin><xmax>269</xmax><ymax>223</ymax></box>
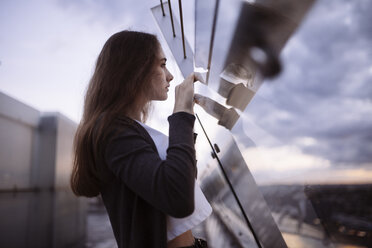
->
<box><xmin>194</xmin><ymin>120</ymin><xmax>286</xmax><ymax>247</ymax></box>
<box><xmin>194</xmin><ymin>0</ymin><xmax>217</xmax><ymax>69</ymax></box>
<box><xmin>194</xmin><ymin>121</ymin><xmax>262</xmax><ymax>247</ymax></box>
<box><xmin>194</xmin><ymin>0</ymin><xmax>372</xmax><ymax>247</ymax></box>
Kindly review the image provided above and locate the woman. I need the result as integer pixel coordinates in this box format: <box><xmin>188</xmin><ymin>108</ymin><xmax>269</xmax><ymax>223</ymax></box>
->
<box><xmin>70</xmin><ymin>30</ymin><xmax>211</xmax><ymax>248</ymax></box>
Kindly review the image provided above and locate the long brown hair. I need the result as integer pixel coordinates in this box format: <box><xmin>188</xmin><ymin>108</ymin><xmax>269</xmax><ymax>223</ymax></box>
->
<box><xmin>70</xmin><ymin>30</ymin><xmax>160</xmax><ymax>197</ymax></box>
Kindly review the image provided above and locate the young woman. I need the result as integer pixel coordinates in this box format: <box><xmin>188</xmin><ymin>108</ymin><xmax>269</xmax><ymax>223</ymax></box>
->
<box><xmin>70</xmin><ymin>30</ymin><xmax>211</xmax><ymax>248</ymax></box>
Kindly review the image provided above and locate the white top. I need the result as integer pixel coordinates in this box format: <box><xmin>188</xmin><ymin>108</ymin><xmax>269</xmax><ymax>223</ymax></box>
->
<box><xmin>136</xmin><ymin>120</ymin><xmax>212</xmax><ymax>241</ymax></box>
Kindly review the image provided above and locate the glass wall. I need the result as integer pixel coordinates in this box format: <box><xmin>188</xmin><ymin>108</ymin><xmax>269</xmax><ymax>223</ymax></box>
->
<box><xmin>192</xmin><ymin>0</ymin><xmax>372</xmax><ymax>247</ymax></box>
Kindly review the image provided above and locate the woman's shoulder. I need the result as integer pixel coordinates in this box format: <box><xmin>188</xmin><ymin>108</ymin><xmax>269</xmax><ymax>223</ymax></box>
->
<box><xmin>94</xmin><ymin>113</ymin><xmax>138</xmax><ymax>136</ymax></box>
<box><xmin>113</xmin><ymin>115</ymin><xmax>147</xmax><ymax>134</ymax></box>
<box><xmin>110</xmin><ymin>115</ymin><xmax>156</xmax><ymax>144</ymax></box>
<box><xmin>115</xmin><ymin>115</ymin><xmax>137</xmax><ymax>126</ymax></box>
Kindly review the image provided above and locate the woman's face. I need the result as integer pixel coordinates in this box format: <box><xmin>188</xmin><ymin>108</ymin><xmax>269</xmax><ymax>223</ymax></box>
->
<box><xmin>148</xmin><ymin>46</ymin><xmax>174</xmax><ymax>101</ymax></box>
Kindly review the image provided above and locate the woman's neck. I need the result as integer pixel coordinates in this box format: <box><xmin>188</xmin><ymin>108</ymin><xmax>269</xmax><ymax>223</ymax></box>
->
<box><xmin>125</xmin><ymin>104</ymin><xmax>144</xmax><ymax>122</ymax></box>
<box><xmin>126</xmin><ymin>111</ymin><xmax>141</xmax><ymax>122</ymax></box>
<box><xmin>125</xmin><ymin>99</ymin><xmax>148</xmax><ymax>122</ymax></box>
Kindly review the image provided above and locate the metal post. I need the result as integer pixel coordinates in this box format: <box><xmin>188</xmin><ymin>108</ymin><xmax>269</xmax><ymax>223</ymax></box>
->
<box><xmin>178</xmin><ymin>0</ymin><xmax>186</xmax><ymax>58</ymax></box>
<box><xmin>168</xmin><ymin>0</ymin><xmax>176</xmax><ymax>37</ymax></box>
<box><xmin>206</xmin><ymin>0</ymin><xmax>220</xmax><ymax>84</ymax></box>
<box><xmin>160</xmin><ymin>0</ymin><xmax>165</xmax><ymax>16</ymax></box>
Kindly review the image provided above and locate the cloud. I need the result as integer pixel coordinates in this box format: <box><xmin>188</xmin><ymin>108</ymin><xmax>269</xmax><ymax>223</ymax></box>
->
<box><xmin>243</xmin><ymin>145</ymin><xmax>331</xmax><ymax>172</ymax></box>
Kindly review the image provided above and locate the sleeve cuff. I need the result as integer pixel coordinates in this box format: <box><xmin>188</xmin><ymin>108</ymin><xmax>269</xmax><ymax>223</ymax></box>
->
<box><xmin>168</xmin><ymin>112</ymin><xmax>196</xmax><ymax>145</ymax></box>
<box><xmin>168</xmin><ymin>112</ymin><xmax>196</xmax><ymax>123</ymax></box>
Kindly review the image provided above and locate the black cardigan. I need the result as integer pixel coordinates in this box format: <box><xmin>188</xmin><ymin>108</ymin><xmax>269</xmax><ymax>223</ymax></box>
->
<box><xmin>100</xmin><ymin>112</ymin><xmax>197</xmax><ymax>248</ymax></box>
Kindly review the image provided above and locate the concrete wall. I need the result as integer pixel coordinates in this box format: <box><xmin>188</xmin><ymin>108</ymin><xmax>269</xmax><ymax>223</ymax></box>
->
<box><xmin>0</xmin><ymin>91</ymin><xmax>40</xmax><ymax>190</ymax></box>
<box><xmin>0</xmin><ymin>92</ymin><xmax>87</xmax><ymax>248</ymax></box>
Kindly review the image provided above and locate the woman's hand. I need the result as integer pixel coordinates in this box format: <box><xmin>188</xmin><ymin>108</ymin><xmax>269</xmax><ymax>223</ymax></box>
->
<box><xmin>173</xmin><ymin>72</ymin><xmax>203</xmax><ymax>115</ymax></box>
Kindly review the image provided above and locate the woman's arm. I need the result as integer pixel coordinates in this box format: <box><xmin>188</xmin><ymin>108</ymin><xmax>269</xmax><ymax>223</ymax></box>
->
<box><xmin>105</xmin><ymin>112</ymin><xmax>196</xmax><ymax>218</ymax></box>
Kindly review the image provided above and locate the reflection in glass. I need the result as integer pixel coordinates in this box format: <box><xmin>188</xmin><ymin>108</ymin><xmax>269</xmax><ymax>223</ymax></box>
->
<box><xmin>220</xmin><ymin>63</ymin><xmax>255</xmax><ymax>88</ymax></box>
<box><xmin>194</xmin><ymin>94</ymin><xmax>239</xmax><ymax>130</ymax></box>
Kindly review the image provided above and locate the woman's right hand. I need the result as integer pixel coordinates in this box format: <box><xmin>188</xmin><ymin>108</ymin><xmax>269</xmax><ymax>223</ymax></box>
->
<box><xmin>173</xmin><ymin>72</ymin><xmax>203</xmax><ymax>115</ymax></box>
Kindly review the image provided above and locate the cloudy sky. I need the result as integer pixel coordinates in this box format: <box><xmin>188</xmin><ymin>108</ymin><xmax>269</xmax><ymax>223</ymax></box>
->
<box><xmin>1</xmin><ymin>0</ymin><xmax>371</xmax><ymax>184</ymax></box>
<box><xmin>235</xmin><ymin>0</ymin><xmax>372</xmax><ymax>184</ymax></box>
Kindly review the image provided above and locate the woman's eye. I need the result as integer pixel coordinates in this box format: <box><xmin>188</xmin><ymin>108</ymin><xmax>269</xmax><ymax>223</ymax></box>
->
<box><xmin>161</xmin><ymin>63</ymin><xmax>166</xmax><ymax>68</ymax></box>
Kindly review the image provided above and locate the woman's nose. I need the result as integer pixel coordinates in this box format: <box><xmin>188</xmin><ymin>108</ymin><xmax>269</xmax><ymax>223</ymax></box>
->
<box><xmin>167</xmin><ymin>70</ymin><xmax>174</xmax><ymax>82</ymax></box>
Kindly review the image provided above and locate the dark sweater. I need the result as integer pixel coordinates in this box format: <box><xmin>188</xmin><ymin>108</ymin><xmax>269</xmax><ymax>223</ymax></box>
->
<box><xmin>100</xmin><ymin>112</ymin><xmax>197</xmax><ymax>248</ymax></box>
